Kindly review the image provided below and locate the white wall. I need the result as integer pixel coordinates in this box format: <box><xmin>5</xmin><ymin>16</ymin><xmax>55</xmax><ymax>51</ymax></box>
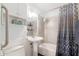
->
<box><xmin>0</xmin><ymin>3</ymin><xmax>27</xmax><ymax>48</ymax></box>
<box><xmin>44</xmin><ymin>9</ymin><xmax>60</xmax><ymax>45</ymax></box>
<box><xmin>3</xmin><ymin>3</ymin><xmax>27</xmax><ymax>19</ymax></box>
<box><xmin>0</xmin><ymin>3</ymin><xmax>30</xmax><ymax>56</ymax></box>
<box><xmin>8</xmin><ymin>16</ymin><xmax>27</xmax><ymax>48</ymax></box>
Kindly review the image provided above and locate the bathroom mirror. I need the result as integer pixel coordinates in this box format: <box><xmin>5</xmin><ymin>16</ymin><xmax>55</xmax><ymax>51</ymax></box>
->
<box><xmin>27</xmin><ymin>6</ymin><xmax>38</xmax><ymax>36</ymax></box>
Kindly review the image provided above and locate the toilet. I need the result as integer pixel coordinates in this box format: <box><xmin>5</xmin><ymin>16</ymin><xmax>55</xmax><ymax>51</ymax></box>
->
<box><xmin>38</xmin><ymin>43</ymin><xmax>56</xmax><ymax>56</ymax></box>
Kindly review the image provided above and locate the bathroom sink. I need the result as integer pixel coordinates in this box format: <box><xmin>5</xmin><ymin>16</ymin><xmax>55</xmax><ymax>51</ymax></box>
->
<box><xmin>27</xmin><ymin>36</ymin><xmax>43</xmax><ymax>42</ymax></box>
<box><xmin>27</xmin><ymin>36</ymin><xmax>43</xmax><ymax>56</ymax></box>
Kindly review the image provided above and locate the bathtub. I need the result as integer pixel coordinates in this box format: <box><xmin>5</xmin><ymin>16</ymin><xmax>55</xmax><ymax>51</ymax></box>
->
<box><xmin>38</xmin><ymin>43</ymin><xmax>56</xmax><ymax>56</ymax></box>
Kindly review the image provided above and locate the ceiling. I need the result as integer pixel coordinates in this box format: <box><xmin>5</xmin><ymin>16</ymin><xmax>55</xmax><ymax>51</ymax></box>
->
<box><xmin>28</xmin><ymin>3</ymin><xmax>66</xmax><ymax>15</ymax></box>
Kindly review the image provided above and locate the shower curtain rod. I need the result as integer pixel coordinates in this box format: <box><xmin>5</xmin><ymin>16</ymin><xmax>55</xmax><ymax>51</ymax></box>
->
<box><xmin>44</xmin><ymin>3</ymin><xmax>68</xmax><ymax>15</ymax></box>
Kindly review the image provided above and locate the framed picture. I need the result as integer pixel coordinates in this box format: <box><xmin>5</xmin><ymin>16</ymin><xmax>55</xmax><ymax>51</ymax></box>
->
<box><xmin>10</xmin><ymin>15</ymin><xmax>26</xmax><ymax>25</ymax></box>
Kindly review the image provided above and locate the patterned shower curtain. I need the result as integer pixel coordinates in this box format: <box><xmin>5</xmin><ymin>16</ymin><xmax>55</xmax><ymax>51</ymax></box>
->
<box><xmin>56</xmin><ymin>3</ymin><xmax>79</xmax><ymax>56</ymax></box>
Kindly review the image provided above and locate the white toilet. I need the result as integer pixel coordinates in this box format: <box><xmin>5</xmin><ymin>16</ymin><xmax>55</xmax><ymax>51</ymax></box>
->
<box><xmin>38</xmin><ymin>43</ymin><xmax>56</xmax><ymax>56</ymax></box>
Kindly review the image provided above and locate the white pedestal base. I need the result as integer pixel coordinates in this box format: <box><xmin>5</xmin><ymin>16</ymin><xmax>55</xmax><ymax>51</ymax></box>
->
<box><xmin>33</xmin><ymin>42</ymin><xmax>38</xmax><ymax>56</ymax></box>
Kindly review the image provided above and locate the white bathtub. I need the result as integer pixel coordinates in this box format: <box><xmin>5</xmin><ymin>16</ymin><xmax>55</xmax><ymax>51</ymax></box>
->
<box><xmin>38</xmin><ymin>43</ymin><xmax>56</xmax><ymax>56</ymax></box>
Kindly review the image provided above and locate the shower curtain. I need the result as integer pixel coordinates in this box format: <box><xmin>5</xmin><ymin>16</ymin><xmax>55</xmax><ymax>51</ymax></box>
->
<box><xmin>56</xmin><ymin>3</ymin><xmax>79</xmax><ymax>56</ymax></box>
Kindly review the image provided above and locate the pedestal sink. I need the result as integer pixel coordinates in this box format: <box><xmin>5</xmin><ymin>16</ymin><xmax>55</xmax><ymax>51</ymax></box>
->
<box><xmin>27</xmin><ymin>36</ymin><xmax>43</xmax><ymax>56</ymax></box>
